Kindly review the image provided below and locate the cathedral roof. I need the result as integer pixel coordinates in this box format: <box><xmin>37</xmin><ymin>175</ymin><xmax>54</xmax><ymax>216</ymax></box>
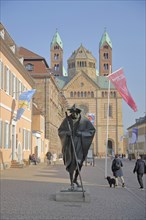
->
<box><xmin>99</xmin><ymin>31</ymin><xmax>112</xmax><ymax>48</ymax></box>
<box><xmin>68</xmin><ymin>44</ymin><xmax>96</xmax><ymax>61</ymax></box>
<box><xmin>55</xmin><ymin>74</ymin><xmax>115</xmax><ymax>90</ymax></box>
<box><xmin>55</xmin><ymin>76</ymin><xmax>70</xmax><ymax>89</ymax></box>
<box><xmin>50</xmin><ymin>30</ymin><xmax>63</xmax><ymax>49</ymax></box>
<box><xmin>93</xmin><ymin>76</ymin><xmax>115</xmax><ymax>89</ymax></box>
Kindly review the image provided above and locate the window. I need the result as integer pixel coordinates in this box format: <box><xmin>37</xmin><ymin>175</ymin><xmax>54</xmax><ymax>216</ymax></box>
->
<box><xmin>70</xmin><ymin>91</ymin><xmax>73</xmax><ymax>97</ymax></box>
<box><xmin>104</xmin><ymin>53</ymin><xmax>108</xmax><ymax>59</ymax></box>
<box><xmin>91</xmin><ymin>91</ymin><xmax>94</xmax><ymax>98</ymax></box>
<box><xmin>104</xmin><ymin>104</ymin><xmax>112</xmax><ymax>118</ymax></box>
<box><xmin>54</xmin><ymin>54</ymin><xmax>59</xmax><ymax>60</ymax></box>
<box><xmin>104</xmin><ymin>104</ymin><xmax>108</xmax><ymax>118</ymax></box>
<box><xmin>6</xmin><ymin>67</ymin><xmax>10</xmax><ymax>94</ymax></box>
<box><xmin>18</xmin><ymin>80</ymin><xmax>22</xmax><ymax>97</ymax></box>
<box><xmin>16</xmin><ymin>78</ymin><xmax>19</xmax><ymax>100</ymax></box>
<box><xmin>114</xmin><ymin>92</ymin><xmax>116</xmax><ymax>97</ymax></box>
<box><xmin>54</xmin><ymin>64</ymin><xmax>59</xmax><ymax>71</ymax></box>
<box><xmin>25</xmin><ymin>63</ymin><xmax>34</xmax><ymax>71</ymax></box>
<box><xmin>12</xmin><ymin>74</ymin><xmax>16</xmax><ymax>99</ymax></box>
<box><xmin>104</xmin><ymin>63</ymin><xmax>109</xmax><ymax>70</ymax></box>
<box><xmin>109</xmin><ymin>105</ymin><xmax>112</xmax><ymax>117</ymax></box>
<box><xmin>4</xmin><ymin>122</ymin><xmax>10</xmax><ymax>149</ymax></box>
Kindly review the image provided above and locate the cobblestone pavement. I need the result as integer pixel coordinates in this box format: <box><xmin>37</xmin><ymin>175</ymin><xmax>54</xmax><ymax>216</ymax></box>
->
<box><xmin>0</xmin><ymin>159</ymin><xmax>146</xmax><ymax>220</ymax></box>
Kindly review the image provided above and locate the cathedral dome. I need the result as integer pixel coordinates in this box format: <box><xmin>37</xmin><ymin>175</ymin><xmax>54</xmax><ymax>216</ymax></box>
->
<box><xmin>68</xmin><ymin>44</ymin><xmax>96</xmax><ymax>61</ymax></box>
<box><xmin>67</xmin><ymin>44</ymin><xmax>97</xmax><ymax>79</ymax></box>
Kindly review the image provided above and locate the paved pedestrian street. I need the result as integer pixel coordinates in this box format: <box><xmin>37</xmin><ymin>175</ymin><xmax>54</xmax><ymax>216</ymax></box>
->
<box><xmin>0</xmin><ymin>159</ymin><xmax>145</xmax><ymax>220</ymax></box>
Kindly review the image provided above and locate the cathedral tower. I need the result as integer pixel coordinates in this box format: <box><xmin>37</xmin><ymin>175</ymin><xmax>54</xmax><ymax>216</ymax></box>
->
<box><xmin>50</xmin><ymin>30</ymin><xmax>63</xmax><ymax>76</ymax></box>
<box><xmin>67</xmin><ymin>44</ymin><xmax>97</xmax><ymax>79</ymax></box>
<box><xmin>99</xmin><ymin>30</ymin><xmax>112</xmax><ymax>76</ymax></box>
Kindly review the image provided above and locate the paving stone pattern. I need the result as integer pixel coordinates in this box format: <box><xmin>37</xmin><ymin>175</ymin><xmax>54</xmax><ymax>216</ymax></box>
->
<box><xmin>0</xmin><ymin>159</ymin><xmax>145</xmax><ymax>220</ymax></box>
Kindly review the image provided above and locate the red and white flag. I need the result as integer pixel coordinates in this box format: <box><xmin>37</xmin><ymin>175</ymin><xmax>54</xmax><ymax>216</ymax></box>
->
<box><xmin>107</xmin><ymin>68</ymin><xmax>137</xmax><ymax>112</ymax></box>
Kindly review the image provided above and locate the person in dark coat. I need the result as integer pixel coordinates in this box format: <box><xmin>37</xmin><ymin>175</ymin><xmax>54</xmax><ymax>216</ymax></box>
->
<box><xmin>111</xmin><ymin>154</ymin><xmax>125</xmax><ymax>187</ymax></box>
<box><xmin>133</xmin><ymin>155</ymin><xmax>146</xmax><ymax>190</ymax></box>
<box><xmin>29</xmin><ymin>154</ymin><xmax>37</xmax><ymax>165</ymax></box>
<box><xmin>58</xmin><ymin>104</ymin><xmax>96</xmax><ymax>189</ymax></box>
<box><xmin>46</xmin><ymin>151</ymin><xmax>52</xmax><ymax>165</ymax></box>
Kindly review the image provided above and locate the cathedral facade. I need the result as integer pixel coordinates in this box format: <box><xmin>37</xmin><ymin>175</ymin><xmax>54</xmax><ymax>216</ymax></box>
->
<box><xmin>51</xmin><ymin>30</ymin><xmax>124</xmax><ymax>157</ymax></box>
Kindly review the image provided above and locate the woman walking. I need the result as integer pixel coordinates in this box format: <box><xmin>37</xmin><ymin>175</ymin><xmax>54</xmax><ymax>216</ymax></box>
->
<box><xmin>111</xmin><ymin>154</ymin><xmax>125</xmax><ymax>187</ymax></box>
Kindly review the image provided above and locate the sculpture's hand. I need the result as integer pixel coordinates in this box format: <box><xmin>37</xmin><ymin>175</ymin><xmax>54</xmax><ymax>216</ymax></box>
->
<box><xmin>76</xmin><ymin>131</ymin><xmax>82</xmax><ymax>137</ymax></box>
<box><xmin>66</xmin><ymin>131</ymin><xmax>72</xmax><ymax>136</ymax></box>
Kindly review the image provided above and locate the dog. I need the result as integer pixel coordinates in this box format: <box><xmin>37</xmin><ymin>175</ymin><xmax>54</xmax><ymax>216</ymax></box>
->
<box><xmin>106</xmin><ymin>176</ymin><xmax>116</xmax><ymax>188</ymax></box>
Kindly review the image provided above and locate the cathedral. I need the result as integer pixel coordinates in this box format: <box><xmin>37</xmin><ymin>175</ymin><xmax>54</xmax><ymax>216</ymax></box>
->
<box><xmin>0</xmin><ymin>23</ymin><xmax>125</xmax><ymax>170</ymax></box>
<box><xmin>50</xmin><ymin>30</ymin><xmax>124</xmax><ymax>157</ymax></box>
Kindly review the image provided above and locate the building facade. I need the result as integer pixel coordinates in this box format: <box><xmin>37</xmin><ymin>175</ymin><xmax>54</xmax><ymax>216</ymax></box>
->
<box><xmin>0</xmin><ymin>23</ymin><xmax>35</xmax><ymax>169</ymax></box>
<box><xmin>19</xmin><ymin>47</ymin><xmax>67</xmax><ymax>155</ymax></box>
<box><xmin>0</xmin><ymin>23</ymin><xmax>124</xmax><ymax>170</ymax></box>
<box><xmin>56</xmin><ymin>31</ymin><xmax>124</xmax><ymax>157</ymax></box>
<box><xmin>0</xmin><ymin>23</ymin><xmax>50</xmax><ymax>169</ymax></box>
<box><xmin>127</xmin><ymin>116</ymin><xmax>146</xmax><ymax>158</ymax></box>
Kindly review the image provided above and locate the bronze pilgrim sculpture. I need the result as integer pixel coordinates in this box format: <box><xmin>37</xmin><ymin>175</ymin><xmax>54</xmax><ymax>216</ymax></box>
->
<box><xmin>58</xmin><ymin>104</ymin><xmax>96</xmax><ymax>190</ymax></box>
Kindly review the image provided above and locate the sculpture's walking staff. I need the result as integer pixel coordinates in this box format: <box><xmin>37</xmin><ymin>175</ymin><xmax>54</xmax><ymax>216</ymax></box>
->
<box><xmin>65</xmin><ymin>112</ymin><xmax>85</xmax><ymax>198</ymax></box>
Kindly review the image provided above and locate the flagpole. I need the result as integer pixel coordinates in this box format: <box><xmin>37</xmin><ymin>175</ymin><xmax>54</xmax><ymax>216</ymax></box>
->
<box><xmin>105</xmin><ymin>66</ymin><xmax>111</xmax><ymax>178</ymax></box>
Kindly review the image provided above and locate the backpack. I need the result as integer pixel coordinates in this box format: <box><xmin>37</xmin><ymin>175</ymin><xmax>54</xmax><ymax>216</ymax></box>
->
<box><xmin>114</xmin><ymin>160</ymin><xmax>121</xmax><ymax>170</ymax></box>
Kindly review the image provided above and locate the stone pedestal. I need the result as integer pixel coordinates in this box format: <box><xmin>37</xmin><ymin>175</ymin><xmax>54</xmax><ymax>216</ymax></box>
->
<box><xmin>56</xmin><ymin>187</ymin><xmax>90</xmax><ymax>202</ymax></box>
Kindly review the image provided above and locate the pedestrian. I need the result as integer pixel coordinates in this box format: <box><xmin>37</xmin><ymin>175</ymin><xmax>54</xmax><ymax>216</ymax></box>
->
<box><xmin>52</xmin><ymin>152</ymin><xmax>57</xmax><ymax>165</ymax></box>
<box><xmin>133</xmin><ymin>155</ymin><xmax>146</xmax><ymax>190</ymax></box>
<box><xmin>111</xmin><ymin>154</ymin><xmax>125</xmax><ymax>187</ymax></box>
<box><xmin>46</xmin><ymin>151</ymin><xmax>52</xmax><ymax>165</ymax></box>
<box><xmin>29</xmin><ymin>154</ymin><xmax>37</xmax><ymax>165</ymax></box>
<box><xmin>58</xmin><ymin>104</ymin><xmax>96</xmax><ymax>190</ymax></box>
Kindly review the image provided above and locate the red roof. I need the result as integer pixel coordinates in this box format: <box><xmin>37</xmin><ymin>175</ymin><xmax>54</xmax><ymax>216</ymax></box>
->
<box><xmin>18</xmin><ymin>47</ymin><xmax>50</xmax><ymax>74</ymax></box>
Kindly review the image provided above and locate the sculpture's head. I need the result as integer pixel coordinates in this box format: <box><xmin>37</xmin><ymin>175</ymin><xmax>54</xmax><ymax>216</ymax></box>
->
<box><xmin>67</xmin><ymin>104</ymin><xmax>82</xmax><ymax>119</ymax></box>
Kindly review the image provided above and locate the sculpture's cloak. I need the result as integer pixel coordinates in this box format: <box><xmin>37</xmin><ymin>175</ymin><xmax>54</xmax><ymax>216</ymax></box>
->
<box><xmin>58</xmin><ymin>114</ymin><xmax>96</xmax><ymax>173</ymax></box>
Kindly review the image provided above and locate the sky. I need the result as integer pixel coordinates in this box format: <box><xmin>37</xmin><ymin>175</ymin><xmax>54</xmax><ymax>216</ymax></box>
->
<box><xmin>0</xmin><ymin>0</ymin><xmax>145</xmax><ymax>132</ymax></box>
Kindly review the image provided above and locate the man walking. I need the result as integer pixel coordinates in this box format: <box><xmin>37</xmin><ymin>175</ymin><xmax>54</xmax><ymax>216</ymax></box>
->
<box><xmin>133</xmin><ymin>155</ymin><xmax>146</xmax><ymax>190</ymax></box>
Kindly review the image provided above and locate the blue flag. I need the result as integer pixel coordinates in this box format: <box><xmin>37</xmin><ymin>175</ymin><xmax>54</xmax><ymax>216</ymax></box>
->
<box><xmin>130</xmin><ymin>128</ymin><xmax>138</xmax><ymax>144</ymax></box>
<box><xmin>15</xmin><ymin>89</ymin><xmax>36</xmax><ymax>121</ymax></box>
